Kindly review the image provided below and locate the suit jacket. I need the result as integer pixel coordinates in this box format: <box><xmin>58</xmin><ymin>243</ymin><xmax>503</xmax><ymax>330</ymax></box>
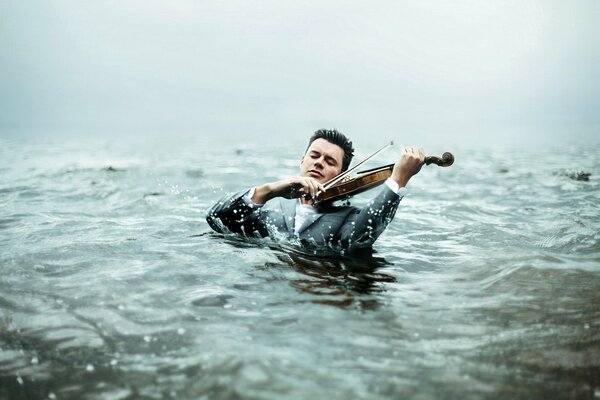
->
<box><xmin>206</xmin><ymin>187</ymin><xmax>402</xmax><ymax>252</ymax></box>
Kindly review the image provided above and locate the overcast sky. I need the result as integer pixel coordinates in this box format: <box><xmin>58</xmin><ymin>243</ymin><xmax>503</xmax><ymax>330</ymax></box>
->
<box><xmin>1</xmin><ymin>0</ymin><xmax>599</xmax><ymax>147</ymax></box>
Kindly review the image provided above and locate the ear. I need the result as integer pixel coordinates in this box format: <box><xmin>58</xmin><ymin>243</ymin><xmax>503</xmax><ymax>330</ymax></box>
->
<box><xmin>300</xmin><ymin>154</ymin><xmax>305</xmax><ymax>165</ymax></box>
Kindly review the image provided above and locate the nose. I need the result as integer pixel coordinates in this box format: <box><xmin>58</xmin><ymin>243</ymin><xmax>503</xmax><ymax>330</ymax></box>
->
<box><xmin>314</xmin><ymin>157</ymin><xmax>324</xmax><ymax>169</ymax></box>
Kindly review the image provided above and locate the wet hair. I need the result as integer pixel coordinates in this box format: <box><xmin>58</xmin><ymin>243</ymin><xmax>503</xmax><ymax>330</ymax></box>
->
<box><xmin>307</xmin><ymin>129</ymin><xmax>355</xmax><ymax>172</ymax></box>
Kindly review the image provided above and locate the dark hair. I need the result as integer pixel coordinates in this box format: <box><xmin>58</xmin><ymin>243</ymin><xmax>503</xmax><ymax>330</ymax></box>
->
<box><xmin>307</xmin><ymin>129</ymin><xmax>354</xmax><ymax>172</ymax></box>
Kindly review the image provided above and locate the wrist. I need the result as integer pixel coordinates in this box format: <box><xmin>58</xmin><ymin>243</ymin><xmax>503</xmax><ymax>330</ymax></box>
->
<box><xmin>385</xmin><ymin>177</ymin><xmax>406</xmax><ymax>196</ymax></box>
<box><xmin>391</xmin><ymin>173</ymin><xmax>410</xmax><ymax>188</ymax></box>
<box><xmin>252</xmin><ymin>183</ymin><xmax>274</xmax><ymax>204</ymax></box>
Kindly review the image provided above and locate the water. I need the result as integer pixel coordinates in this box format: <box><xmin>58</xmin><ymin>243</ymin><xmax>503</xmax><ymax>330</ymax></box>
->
<box><xmin>1</xmin><ymin>134</ymin><xmax>599</xmax><ymax>399</ymax></box>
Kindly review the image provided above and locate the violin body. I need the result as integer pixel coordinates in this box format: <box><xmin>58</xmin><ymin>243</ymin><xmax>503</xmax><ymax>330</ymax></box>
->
<box><xmin>315</xmin><ymin>152</ymin><xmax>454</xmax><ymax>203</ymax></box>
<box><xmin>316</xmin><ymin>165</ymin><xmax>393</xmax><ymax>203</ymax></box>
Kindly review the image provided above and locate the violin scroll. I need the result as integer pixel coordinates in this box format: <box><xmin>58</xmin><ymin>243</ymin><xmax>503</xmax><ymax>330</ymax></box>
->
<box><xmin>425</xmin><ymin>152</ymin><xmax>454</xmax><ymax>167</ymax></box>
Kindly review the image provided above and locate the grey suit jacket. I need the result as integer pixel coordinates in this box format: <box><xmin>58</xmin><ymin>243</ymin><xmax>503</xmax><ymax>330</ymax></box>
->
<box><xmin>206</xmin><ymin>187</ymin><xmax>402</xmax><ymax>252</ymax></box>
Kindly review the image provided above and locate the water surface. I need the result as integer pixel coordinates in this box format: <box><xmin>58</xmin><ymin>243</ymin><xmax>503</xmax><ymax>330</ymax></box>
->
<box><xmin>1</xmin><ymin>134</ymin><xmax>599</xmax><ymax>399</ymax></box>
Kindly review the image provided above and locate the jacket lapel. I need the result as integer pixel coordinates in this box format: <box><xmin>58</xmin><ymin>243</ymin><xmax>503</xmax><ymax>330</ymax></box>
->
<box><xmin>297</xmin><ymin>212</ymin><xmax>325</xmax><ymax>234</ymax></box>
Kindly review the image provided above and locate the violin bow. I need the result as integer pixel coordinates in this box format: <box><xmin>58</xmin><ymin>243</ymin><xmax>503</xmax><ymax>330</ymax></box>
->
<box><xmin>323</xmin><ymin>141</ymin><xmax>394</xmax><ymax>190</ymax></box>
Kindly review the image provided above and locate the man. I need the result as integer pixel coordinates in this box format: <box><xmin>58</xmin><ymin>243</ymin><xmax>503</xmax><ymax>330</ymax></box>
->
<box><xmin>206</xmin><ymin>129</ymin><xmax>425</xmax><ymax>253</ymax></box>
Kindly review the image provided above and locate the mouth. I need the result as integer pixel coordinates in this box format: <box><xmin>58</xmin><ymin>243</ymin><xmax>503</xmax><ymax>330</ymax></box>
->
<box><xmin>308</xmin><ymin>170</ymin><xmax>323</xmax><ymax>178</ymax></box>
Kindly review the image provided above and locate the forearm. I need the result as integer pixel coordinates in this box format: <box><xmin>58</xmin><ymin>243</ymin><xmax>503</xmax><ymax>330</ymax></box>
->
<box><xmin>251</xmin><ymin>176</ymin><xmax>324</xmax><ymax>204</ymax></box>
<box><xmin>251</xmin><ymin>183</ymin><xmax>278</xmax><ymax>205</ymax></box>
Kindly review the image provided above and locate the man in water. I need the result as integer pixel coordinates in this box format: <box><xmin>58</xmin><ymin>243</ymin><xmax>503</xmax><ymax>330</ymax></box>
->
<box><xmin>206</xmin><ymin>129</ymin><xmax>425</xmax><ymax>252</ymax></box>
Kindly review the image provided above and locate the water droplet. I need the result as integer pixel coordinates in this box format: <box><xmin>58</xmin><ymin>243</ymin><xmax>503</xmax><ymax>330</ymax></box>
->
<box><xmin>31</xmin><ymin>357</ymin><xmax>39</xmax><ymax>365</ymax></box>
<box><xmin>143</xmin><ymin>335</ymin><xmax>152</xmax><ymax>343</ymax></box>
<box><xmin>110</xmin><ymin>359</ymin><xmax>118</xmax><ymax>366</ymax></box>
<box><xmin>177</xmin><ymin>328</ymin><xmax>186</xmax><ymax>335</ymax></box>
<box><xmin>49</xmin><ymin>392</ymin><xmax>57</xmax><ymax>399</ymax></box>
<box><xmin>16</xmin><ymin>376</ymin><xmax>24</xmax><ymax>385</ymax></box>
<box><xmin>86</xmin><ymin>364</ymin><xmax>95</xmax><ymax>372</ymax></box>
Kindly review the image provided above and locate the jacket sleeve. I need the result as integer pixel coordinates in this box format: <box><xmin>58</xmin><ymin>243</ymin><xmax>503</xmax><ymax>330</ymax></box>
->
<box><xmin>205</xmin><ymin>190</ymin><xmax>267</xmax><ymax>237</ymax></box>
<box><xmin>339</xmin><ymin>186</ymin><xmax>402</xmax><ymax>251</ymax></box>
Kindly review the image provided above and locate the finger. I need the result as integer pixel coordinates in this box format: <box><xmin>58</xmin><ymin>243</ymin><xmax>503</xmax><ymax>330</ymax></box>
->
<box><xmin>310</xmin><ymin>179</ymin><xmax>321</xmax><ymax>197</ymax></box>
<box><xmin>300</xmin><ymin>178</ymin><xmax>318</xmax><ymax>197</ymax></box>
<box><xmin>298</xmin><ymin>178</ymin><xmax>310</xmax><ymax>194</ymax></box>
<box><xmin>301</xmin><ymin>178</ymin><xmax>312</xmax><ymax>196</ymax></box>
<box><xmin>313</xmin><ymin>177</ymin><xmax>325</xmax><ymax>191</ymax></box>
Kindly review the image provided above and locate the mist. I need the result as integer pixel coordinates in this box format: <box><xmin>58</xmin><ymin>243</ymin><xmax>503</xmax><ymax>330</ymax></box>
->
<box><xmin>1</xmin><ymin>0</ymin><xmax>599</xmax><ymax>148</ymax></box>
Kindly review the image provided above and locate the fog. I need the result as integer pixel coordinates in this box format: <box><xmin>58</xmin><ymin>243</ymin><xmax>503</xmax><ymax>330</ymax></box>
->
<box><xmin>1</xmin><ymin>0</ymin><xmax>599</xmax><ymax>148</ymax></box>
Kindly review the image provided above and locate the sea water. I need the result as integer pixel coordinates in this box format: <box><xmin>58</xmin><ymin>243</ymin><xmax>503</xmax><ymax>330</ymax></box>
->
<box><xmin>1</xmin><ymin>134</ymin><xmax>599</xmax><ymax>399</ymax></box>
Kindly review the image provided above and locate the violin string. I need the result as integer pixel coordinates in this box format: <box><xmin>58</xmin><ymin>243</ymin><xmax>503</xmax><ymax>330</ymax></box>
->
<box><xmin>323</xmin><ymin>141</ymin><xmax>394</xmax><ymax>190</ymax></box>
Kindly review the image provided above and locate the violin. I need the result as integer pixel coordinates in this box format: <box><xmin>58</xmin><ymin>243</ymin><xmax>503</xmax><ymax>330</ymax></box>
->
<box><xmin>315</xmin><ymin>151</ymin><xmax>454</xmax><ymax>204</ymax></box>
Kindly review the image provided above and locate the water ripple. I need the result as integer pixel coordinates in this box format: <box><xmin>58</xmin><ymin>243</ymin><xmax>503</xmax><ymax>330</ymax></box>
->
<box><xmin>1</xmin><ymin>138</ymin><xmax>599</xmax><ymax>399</ymax></box>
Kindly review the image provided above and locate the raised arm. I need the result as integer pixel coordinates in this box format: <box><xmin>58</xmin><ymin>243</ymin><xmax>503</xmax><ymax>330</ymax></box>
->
<box><xmin>339</xmin><ymin>146</ymin><xmax>426</xmax><ymax>250</ymax></box>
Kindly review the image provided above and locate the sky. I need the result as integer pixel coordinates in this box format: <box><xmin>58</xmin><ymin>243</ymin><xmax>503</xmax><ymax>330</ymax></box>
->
<box><xmin>1</xmin><ymin>0</ymin><xmax>599</xmax><ymax>147</ymax></box>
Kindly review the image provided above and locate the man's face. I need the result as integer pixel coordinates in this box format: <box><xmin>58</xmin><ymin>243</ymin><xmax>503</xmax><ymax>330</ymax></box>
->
<box><xmin>300</xmin><ymin>138</ymin><xmax>344</xmax><ymax>184</ymax></box>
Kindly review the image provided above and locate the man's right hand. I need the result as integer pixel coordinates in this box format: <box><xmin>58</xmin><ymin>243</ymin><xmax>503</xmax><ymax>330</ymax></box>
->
<box><xmin>251</xmin><ymin>177</ymin><xmax>325</xmax><ymax>205</ymax></box>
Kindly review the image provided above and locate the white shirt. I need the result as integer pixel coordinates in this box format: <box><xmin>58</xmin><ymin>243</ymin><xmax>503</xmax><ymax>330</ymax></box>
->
<box><xmin>294</xmin><ymin>203</ymin><xmax>318</xmax><ymax>234</ymax></box>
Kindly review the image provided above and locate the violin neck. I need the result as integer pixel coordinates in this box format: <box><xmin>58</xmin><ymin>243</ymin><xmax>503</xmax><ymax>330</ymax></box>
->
<box><xmin>356</xmin><ymin>163</ymin><xmax>394</xmax><ymax>176</ymax></box>
<box><xmin>357</xmin><ymin>154</ymin><xmax>448</xmax><ymax>174</ymax></box>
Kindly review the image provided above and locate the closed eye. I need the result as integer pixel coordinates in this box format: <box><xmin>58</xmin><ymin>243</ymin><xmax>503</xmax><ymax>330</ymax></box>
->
<box><xmin>309</xmin><ymin>151</ymin><xmax>338</xmax><ymax>166</ymax></box>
